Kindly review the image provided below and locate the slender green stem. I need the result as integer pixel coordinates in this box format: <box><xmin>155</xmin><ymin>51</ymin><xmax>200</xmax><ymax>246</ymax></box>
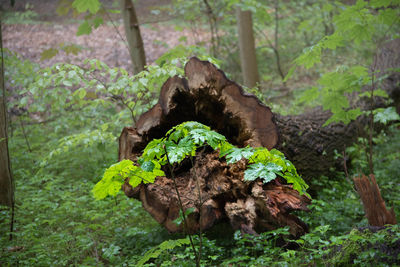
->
<box><xmin>191</xmin><ymin>155</ymin><xmax>203</xmax><ymax>263</ymax></box>
<box><xmin>164</xmin><ymin>145</ymin><xmax>200</xmax><ymax>267</ymax></box>
<box><xmin>19</xmin><ymin>116</ymin><xmax>32</xmax><ymax>153</ymax></box>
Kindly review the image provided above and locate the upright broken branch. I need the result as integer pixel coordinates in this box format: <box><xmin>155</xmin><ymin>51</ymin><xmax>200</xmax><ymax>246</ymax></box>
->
<box><xmin>353</xmin><ymin>174</ymin><xmax>397</xmax><ymax>226</ymax></box>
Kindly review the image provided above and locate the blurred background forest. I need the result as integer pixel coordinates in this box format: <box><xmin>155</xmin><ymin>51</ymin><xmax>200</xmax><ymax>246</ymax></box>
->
<box><xmin>1</xmin><ymin>0</ymin><xmax>400</xmax><ymax>266</ymax></box>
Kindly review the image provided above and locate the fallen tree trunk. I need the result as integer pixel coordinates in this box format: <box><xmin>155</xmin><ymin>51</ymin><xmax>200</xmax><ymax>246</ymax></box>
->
<box><xmin>118</xmin><ymin>40</ymin><xmax>399</xmax><ymax>236</ymax></box>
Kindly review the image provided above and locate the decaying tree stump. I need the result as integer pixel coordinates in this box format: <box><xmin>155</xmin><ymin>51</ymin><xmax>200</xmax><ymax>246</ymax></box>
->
<box><xmin>353</xmin><ymin>174</ymin><xmax>397</xmax><ymax>226</ymax></box>
<box><xmin>120</xmin><ymin>57</ymin><xmax>310</xmax><ymax>237</ymax></box>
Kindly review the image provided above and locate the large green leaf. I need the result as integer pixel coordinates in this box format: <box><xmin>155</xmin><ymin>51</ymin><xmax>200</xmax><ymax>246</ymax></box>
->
<box><xmin>224</xmin><ymin>147</ymin><xmax>255</xmax><ymax>164</ymax></box>
<box><xmin>323</xmin><ymin>108</ymin><xmax>362</xmax><ymax>126</ymax></box>
<box><xmin>72</xmin><ymin>0</ymin><xmax>100</xmax><ymax>14</ymax></box>
<box><xmin>190</xmin><ymin>128</ymin><xmax>226</xmax><ymax>149</ymax></box>
<box><xmin>244</xmin><ymin>163</ymin><xmax>283</xmax><ymax>184</ymax></box>
<box><xmin>374</xmin><ymin>107</ymin><xmax>400</xmax><ymax>124</ymax></box>
<box><xmin>76</xmin><ymin>21</ymin><xmax>92</xmax><ymax>36</ymax></box>
<box><xmin>165</xmin><ymin>137</ymin><xmax>195</xmax><ymax>164</ymax></box>
<box><xmin>92</xmin><ymin>160</ymin><xmax>134</xmax><ymax>200</ymax></box>
<box><xmin>40</xmin><ymin>48</ymin><xmax>59</xmax><ymax>61</ymax></box>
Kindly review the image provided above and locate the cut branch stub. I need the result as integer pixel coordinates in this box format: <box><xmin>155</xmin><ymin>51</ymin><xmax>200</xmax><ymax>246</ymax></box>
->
<box><xmin>119</xmin><ymin>57</ymin><xmax>309</xmax><ymax>237</ymax></box>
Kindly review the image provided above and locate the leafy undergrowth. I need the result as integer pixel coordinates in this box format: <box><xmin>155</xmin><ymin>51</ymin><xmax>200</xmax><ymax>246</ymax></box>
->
<box><xmin>1</xmin><ymin>50</ymin><xmax>399</xmax><ymax>266</ymax></box>
<box><xmin>0</xmin><ymin>122</ymin><xmax>169</xmax><ymax>266</ymax></box>
<box><xmin>1</xmin><ymin>122</ymin><xmax>400</xmax><ymax>266</ymax></box>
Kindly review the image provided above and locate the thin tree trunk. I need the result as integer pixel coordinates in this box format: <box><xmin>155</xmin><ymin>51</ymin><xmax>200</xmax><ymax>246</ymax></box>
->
<box><xmin>273</xmin><ymin>0</ymin><xmax>285</xmax><ymax>81</ymax></box>
<box><xmin>202</xmin><ymin>0</ymin><xmax>219</xmax><ymax>57</ymax></box>
<box><xmin>236</xmin><ymin>8</ymin><xmax>260</xmax><ymax>88</ymax></box>
<box><xmin>0</xmin><ymin>20</ymin><xmax>14</xmax><ymax>208</ymax></box>
<box><xmin>120</xmin><ymin>0</ymin><xmax>146</xmax><ymax>74</ymax></box>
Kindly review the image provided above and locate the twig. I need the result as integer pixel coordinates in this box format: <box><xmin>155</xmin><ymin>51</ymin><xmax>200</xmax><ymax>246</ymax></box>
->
<box><xmin>342</xmin><ymin>146</ymin><xmax>357</xmax><ymax>193</ymax></box>
<box><xmin>202</xmin><ymin>0</ymin><xmax>219</xmax><ymax>57</ymax></box>
<box><xmin>102</xmin><ymin>6</ymin><xmax>131</xmax><ymax>54</ymax></box>
<box><xmin>190</xmin><ymin>152</ymin><xmax>204</xmax><ymax>263</ymax></box>
<box><xmin>110</xmin><ymin>93</ymin><xmax>137</xmax><ymax>125</ymax></box>
<box><xmin>273</xmin><ymin>0</ymin><xmax>285</xmax><ymax>81</ymax></box>
<box><xmin>19</xmin><ymin>116</ymin><xmax>32</xmax><ymax>152</ymax></box>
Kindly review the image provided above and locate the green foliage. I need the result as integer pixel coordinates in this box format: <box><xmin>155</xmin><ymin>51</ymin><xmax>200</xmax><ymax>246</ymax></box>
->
<box><xmin>2</xmin><ymin>3</ymin><xmax>39</xmax><ymax>24</ymax></box>
<box><xmin>72</xmin><ymin>0</ymin><xmax>100</xmax><ymax>14</ymax></box>
<box><xmin>288</xmin><ymin>0</ymin><xmax>399</xmax><ymax>126</ymax></box>
<box><xmin>155</xmin><ymin>45</ymin><xmax>222</xmax><ymax>68</ymax></box>
<box><xmin>137</xmin><ymin>238</ymin><xmax>190</xmax><ymax>266</ymax></box>
<box><xmin>374</xmin><ymin>107</ymin><xmax>400</xmax><ymax>124</ymax></box>
<box><xmin>92</xmin><ymin>159</ymin><xmax>165</xmax><ymax>200</ymax></box>
<box><xmin>7</xmin><ymin>49</ymin><xmax>200</xmax><ymax>127</ymax></box>
<box><xmin>94</xmin><ymin>121</ymin><xmax>309</xmax><ymax>200</ymax></box>
<box><xmin>56</xmin><ymin>0</ymin><xmax>119</xmax><ymax>36</ymax></box>
<box><xmin>1</xmin><ymin>44</ymin><xmax>185</xmax><ymax>266</ymax></box>
<box><xmin>345</xmin><ymin>125</ymin><xmax>400</xmax><ymax>215</ymax></box>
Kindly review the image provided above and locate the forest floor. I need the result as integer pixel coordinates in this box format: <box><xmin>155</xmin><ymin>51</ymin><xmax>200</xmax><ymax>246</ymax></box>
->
<box><xmin>2</xmin><ymin>0</ymin><xmax>208</xmax><ymax>72</ymax></box>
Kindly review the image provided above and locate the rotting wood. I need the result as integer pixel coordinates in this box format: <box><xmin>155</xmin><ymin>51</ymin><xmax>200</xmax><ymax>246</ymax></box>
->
<box><xmin>353</xmin><ymin>174</ymin><xmax>397</xmax><ymax>226</ymax></box>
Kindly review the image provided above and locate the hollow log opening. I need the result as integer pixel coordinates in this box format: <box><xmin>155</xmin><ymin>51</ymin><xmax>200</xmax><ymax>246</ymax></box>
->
<box><xmin>119</xmin><ymin>57</ymin><xmax>310</xmax><ymax>237</ymax></box>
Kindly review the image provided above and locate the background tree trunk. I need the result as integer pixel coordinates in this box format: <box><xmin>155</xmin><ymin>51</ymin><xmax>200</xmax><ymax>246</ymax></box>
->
<box><xmin>0</xmin><ymin>21</ymin><xmax>14</xmax><ymax>207</ymax></box>
<box><xmin>236</xmin><ymin>8</ymin><xmax>260</xmax><ymax>88</ymax></box>
<box><xmin>121</xmin><ymin>0</ymin><xmax>146</xmax><ymax>74</ymax></box>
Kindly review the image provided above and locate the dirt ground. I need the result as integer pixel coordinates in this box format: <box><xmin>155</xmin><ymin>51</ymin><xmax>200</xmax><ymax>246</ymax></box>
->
<box><xmin>2</xmin><ymin>0</ymin><xmax>208</xmax><ymax>72</ymax></box>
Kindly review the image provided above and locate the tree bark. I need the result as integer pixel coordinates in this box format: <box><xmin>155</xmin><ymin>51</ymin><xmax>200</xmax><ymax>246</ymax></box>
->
<box><xmin>121</xmin><ymin>0</ymin><xmax>146</xmax><ymax>74</ymax></box>
<box><xmin>236</xmin><ymin>8</ymin><xmax>260</xmax><ymax>88</ymax></box>
<box><xmin>0</xmin><ymin>21</ymin><xmax>14</xmax><ymax>207</ymax></box>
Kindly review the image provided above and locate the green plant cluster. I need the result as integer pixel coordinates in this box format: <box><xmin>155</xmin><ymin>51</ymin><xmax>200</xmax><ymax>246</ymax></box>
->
<box><xmin>93</xmin><ymin>121</ymin><xmax>309</xmax><ymax>201</ymax></box>
<box><xmin>289</xmin><ymin>0</ymin><xmax>399</xmax><ymax>125</ymax></box>
<box><xmin>2</xmin><ymin>3</ymin><xmax>39</xmax><ymax>24</ymax></box>
<box><xmin>131</xmin><ymin>224</ymin><xmax>400</xmax><ymax>266</ymax></box>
